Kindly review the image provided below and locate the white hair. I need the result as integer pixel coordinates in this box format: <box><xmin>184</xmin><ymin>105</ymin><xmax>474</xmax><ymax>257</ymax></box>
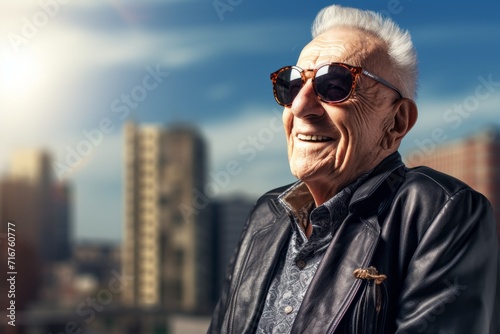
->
<box><xmin>312</xmin><ymin>5</ymin><xmax>418</xmax><ymax>99</ymax></box>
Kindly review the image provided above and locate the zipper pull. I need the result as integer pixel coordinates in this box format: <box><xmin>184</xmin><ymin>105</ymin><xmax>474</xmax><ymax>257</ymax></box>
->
<box><xmin>353</xmin><ymin>266</ymin><xmax>387</xmax><ymax>285</ymax></box>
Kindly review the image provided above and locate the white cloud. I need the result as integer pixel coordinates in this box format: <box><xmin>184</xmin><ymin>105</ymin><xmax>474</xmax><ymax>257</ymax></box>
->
<box><xmin>201</xmin><ymin>104</ymin><xmax>294</xmax><ymax>197</ymax></box>
<box><xmin>201</xmin><ymin>104</ymin><xmax>284</xmax><ymax>163</ymax></box>
<box><xmin>154</xmin><ymin>22</ymin><xmax>303</xmax><ymax>68</ymax></box>
<box><xmin>413</xmin><ymin>86</ymin><xmax>500</xmax><ymax>128</ymax></box>
<box><xmin>18</xmin><ymin>17</ymin><xmax>302</xmax><ymax>70</ymax></box>
<box><xmin>0</xmin><ymin>17</ymin><xmax>303</xmax><ymax>122</ymax></box>
<box><xmin>0</xmin><ymin>0</ymin><xmax>201</xmax><ymax>15</ymax></box>
<box><xmin>402</xmin><ymin>89</ymin><xmax>500</xmax><ymax>154</ymax></box>
<box><xmin>0</xmin><ymin>0</ymin><xmax>303</xmax><ymax>99</ymax></box>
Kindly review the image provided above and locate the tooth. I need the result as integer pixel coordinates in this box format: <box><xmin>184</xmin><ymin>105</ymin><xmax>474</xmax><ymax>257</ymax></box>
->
<box><xmin>297</xmin><ymin>134</ymin><xmax>333</xmax><ymax>141</ymax></box>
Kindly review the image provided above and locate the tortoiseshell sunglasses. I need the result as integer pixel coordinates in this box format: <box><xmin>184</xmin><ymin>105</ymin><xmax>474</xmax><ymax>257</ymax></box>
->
<box><xmin>270</xmin><ymin>62</ymin><xmax>403</xmax><ymax>107</ymax></box>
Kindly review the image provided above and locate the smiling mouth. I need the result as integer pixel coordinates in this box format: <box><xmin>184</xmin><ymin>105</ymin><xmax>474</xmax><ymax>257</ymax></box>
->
<box><xmin>297</xmin><ymin>134</ymin><xmax>333</xmax><ymax>142</ymax></box>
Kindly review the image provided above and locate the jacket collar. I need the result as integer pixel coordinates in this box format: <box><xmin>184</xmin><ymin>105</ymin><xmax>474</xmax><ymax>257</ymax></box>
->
<box><xmin>349</xmin><ymin>152</ymin><xmax>406</xmax><ymax>217</ymax></box>
<box><xmin>270</xmin><ymin>152</ymin><xmax>406</xmax><ymax>219</ymax></box>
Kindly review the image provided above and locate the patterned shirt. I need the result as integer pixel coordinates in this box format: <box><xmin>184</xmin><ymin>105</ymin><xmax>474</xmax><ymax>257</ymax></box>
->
<box><xmin>256</xmin><ymin>177</ymin><xmax>367</xmax><ymax>334</ymax></box>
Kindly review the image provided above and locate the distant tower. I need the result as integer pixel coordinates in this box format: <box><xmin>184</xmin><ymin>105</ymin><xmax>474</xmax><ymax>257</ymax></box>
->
<box><xmin>123</xmin><ymin>122</ymin><xmax>212</xmax><ymax>312</ymax></box>
<box><xmin>210</xmin><ymin>196</ymin><xmax>255</xmax><ymax>303</ymax></box>
<box><xmin>0</xmin><ymin>149</ymin><xmax>71</xmax><ymax>262</ymax></box>
<box><xmin>405</xmin><ymin>127</ymin><xmax>500</xmax><ymax>241</ymax></box>
<box><xmin>0</xmin><ymin>149</ymin><xmax>70</xmax><ymax>319</ymax></box>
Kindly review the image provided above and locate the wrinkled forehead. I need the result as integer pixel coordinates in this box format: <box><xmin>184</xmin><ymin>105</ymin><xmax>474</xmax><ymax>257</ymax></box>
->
<box><xmin>297</xmin><ymin>27</ymin><xmax>386</xmax><ymax>70</ymax></box>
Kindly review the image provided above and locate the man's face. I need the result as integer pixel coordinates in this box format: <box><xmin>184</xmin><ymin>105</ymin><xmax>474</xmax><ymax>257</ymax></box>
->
<box><xmin>283</xmin><ymin>27</ymin><xmax>400</xmax><ymax>204</ymax></box>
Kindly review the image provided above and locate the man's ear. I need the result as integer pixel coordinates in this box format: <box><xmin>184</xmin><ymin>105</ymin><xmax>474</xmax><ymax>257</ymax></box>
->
<box><xmin>381</xmin><ymin>98</ymin><xmax>418</xmax><ymax>150</ymax></box>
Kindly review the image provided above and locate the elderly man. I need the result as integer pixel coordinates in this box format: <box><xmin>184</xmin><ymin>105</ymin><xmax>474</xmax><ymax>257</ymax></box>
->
<box><xmin>208</xmin><ymin>4</ymin><xmax>499</xmax><ymax>334</ymax></box>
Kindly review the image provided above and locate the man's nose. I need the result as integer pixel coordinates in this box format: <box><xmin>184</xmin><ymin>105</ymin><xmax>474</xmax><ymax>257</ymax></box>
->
<box><xmin>289</xmin><ymin>80</ymin><xmax>325</xmax><ymax>119</ymax></box>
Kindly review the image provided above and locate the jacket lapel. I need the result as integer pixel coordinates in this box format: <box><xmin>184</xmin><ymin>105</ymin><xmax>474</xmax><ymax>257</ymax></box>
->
<box><xmin>291</xmin><ymin>214</ymin><xmax>381</xmax><ymax>333</ymax></box>
<box><xmin>227</xmin><ymin>209</ymin><xmax>292</xmax><ymax>334</ymax></box>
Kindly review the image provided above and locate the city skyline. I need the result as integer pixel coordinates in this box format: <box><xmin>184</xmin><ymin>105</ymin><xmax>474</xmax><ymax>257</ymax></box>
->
<box><xmin>1</xmin><ymin>0</ymin><xmax>499</xmax><ymax>242</ymax></box>
<box><xmin>0</xmin><ymin>136</ymin><xmax>248</xmax><ymax>333</ymax></box>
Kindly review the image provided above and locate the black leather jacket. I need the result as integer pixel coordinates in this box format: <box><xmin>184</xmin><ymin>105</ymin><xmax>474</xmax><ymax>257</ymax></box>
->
<box><xmin>209</xmin><ymin>153</ymin><xmax>499</xmax><ymax>333</ymax></box>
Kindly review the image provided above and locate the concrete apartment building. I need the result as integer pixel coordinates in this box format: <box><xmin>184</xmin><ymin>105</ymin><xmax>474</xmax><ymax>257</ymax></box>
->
<box><xmin>210</xmin><ymin>196</ymin><xmax>255</xmax><ymax>301</ymax></box>
<box><xmin>0</xmin><ymin>149</ymin><xmax>72</xmax><ymax>330</ymax></box>
<box><xmin>0</xmin><ymin>149</ymin><xmax>71</xmax><ymax>263</ymax></box>
<box><xmin>122</xmin><ymin>122</ymin><xmax>212</xmax><ymax>313</ymax></box>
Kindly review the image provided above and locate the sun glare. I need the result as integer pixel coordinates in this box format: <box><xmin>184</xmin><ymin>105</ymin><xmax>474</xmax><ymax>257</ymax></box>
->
<box><xmin>0</xmin><ymin>52</ymin><xmax>41</xmax><ymax>99</ymax></box>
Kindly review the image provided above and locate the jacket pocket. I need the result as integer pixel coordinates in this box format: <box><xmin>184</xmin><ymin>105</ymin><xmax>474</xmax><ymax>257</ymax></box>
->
<box><xmin>350</xmin><ymin>267</ymin><xmax>388</xmax><ymax>334</ymax></box>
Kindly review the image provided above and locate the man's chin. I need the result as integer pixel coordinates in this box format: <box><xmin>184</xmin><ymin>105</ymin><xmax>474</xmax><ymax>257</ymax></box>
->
<box><xmin>290</xmin><ymin>164</ymin><xmax>331</xmax><ymax>184</ymax></box>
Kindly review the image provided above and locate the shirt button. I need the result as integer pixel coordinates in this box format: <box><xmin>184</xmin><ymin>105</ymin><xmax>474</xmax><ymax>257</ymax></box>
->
<box><xmin>284</xmin><ymin>306</ymin><xmax>293</xmax><ymax>314</ymax></box>
<box><xmin>296</xmin><ymin>260</ymin><xmax>306</xmax><ymax>269</ymax></box>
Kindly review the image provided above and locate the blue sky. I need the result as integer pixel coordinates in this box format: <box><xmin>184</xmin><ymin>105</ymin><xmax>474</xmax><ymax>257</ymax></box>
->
<box><xmin>1</xmin><ymin>0</ymin><xmax>499</xmax><ymax>242</ymax></box>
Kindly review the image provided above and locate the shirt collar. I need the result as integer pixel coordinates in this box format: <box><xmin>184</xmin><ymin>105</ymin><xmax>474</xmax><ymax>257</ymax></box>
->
<box><xmin>278</xmin><ymin>171</ymin><xmax>371</xmax><ymax>233</ymax></box>
<box><xmin>278</xmin><ymin>181</ymin><xmax>314</xmax><ymax>234</ymax></box>
<box><xmin>278</xmin><ymin>181</ymin><xmax>313</xmax><ymax>217</ymax></box>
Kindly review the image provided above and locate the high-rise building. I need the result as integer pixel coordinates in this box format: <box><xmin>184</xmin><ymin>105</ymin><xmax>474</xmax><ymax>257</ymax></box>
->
<box><xmin>0</xmin><ymin>149</ymin><xmax>72</xmax><ymax>262</ymax></box>
<box><xmin>210</xmin><ymin>196</ymin><xmax>255</xmax><ymax>303</ymax></box>
<box><xmin>405</xmin><ymin>127</ymin><xmax>500</xmax><ymax>240</ymax></box>
<box><xmin>0</xmin><ymin>149</ymin><xmax>71</xmax><ymax>324</ymax></box>
<box><xmin>123</xmin><ymin>122</ymin><xmax>212</xmax><ymax>312</ymax></box>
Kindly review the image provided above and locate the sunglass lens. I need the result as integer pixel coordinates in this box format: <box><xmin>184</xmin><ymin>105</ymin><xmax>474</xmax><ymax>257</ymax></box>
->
<box><xmin>275</xmin><ymin>68</ymin><xmax>302</xmax><ymax>106</ymax></box>
<box><xmin>315</xmin><ymin>65</ymin><xmax>353</xmax><ymax>103</ymax></box>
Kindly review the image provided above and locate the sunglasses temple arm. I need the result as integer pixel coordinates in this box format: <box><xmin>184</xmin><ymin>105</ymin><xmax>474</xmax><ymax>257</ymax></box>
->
<box><xmin>362</xmin><ymin>70</ymin><xmax>403</xmax><ymax>99</ymax></box>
